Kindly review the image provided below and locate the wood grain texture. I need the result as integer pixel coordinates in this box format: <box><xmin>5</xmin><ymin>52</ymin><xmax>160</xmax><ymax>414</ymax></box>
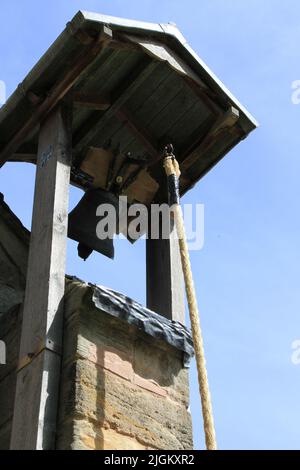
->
<box><xmin>10</xmin><ymin>104</ymin><xmax>72</xmax><ymax>450</ymax></box>
<box><xmin>74</xmin><ymin>59</ymin><xmax>161</xmax><ymax>152</ymax></box>
<box><xmin>146</xmin><ymin>218</ymin><xmax>185</xmax><ymax>324</ymax></box>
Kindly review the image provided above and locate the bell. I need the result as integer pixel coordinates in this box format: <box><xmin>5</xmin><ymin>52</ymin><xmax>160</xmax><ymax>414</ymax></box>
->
<box><xmin>68</xmin><ymin>188</ymin><xmax>119</xmax><ymax>260</ymax></box>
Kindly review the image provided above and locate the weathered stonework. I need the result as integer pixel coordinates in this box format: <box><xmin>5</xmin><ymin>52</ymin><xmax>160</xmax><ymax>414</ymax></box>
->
<box><xmin>57</xmin><ymin>279</ymin><xmax>193</xmax><ymax>450</ymax></box>
<box><xmin>0</xmin><ymin>195</ymin><xmax>193</xmax><ymax>450</ymax></box>
<box><xmin>0</xmin><ymin>195</ymin><xmax>28</xmax><ymax>449</ymax></box>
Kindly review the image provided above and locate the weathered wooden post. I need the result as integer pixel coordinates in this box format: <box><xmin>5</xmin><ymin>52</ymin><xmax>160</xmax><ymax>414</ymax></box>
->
<box><xmin>10</xmin><ymin>105</ymin><xmax>72</xmax><ymax>449</ymax></box>
<box><xmin>146</xmin><ymin>219</ymin><xmax>185</xmax><ymax>324</ymax></box>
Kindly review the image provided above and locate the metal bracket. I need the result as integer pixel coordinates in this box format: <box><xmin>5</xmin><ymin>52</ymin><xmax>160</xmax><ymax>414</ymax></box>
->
<box><xmin>71</xmin><ymin>167</ymin><xmax>94</xmax><ymax>189</ymax></box>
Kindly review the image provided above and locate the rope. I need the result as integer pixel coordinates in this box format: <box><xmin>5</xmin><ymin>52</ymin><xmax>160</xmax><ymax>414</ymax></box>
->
<box><xmin>163</xmin><ymin>146</ymin><xmax>217</xmax><ymax>451</ymax></box>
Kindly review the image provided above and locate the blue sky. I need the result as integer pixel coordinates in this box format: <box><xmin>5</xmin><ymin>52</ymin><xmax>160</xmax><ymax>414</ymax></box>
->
<box><xmin>0</xmin><ymin>0</ymin><xmax>300</xmax><ymax>450</ymax></box>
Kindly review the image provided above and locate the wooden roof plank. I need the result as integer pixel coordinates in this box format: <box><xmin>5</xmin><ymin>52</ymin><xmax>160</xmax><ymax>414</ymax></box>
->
<box><xmin>0</xmin><ymin>11</ymin><xmax>257</xmax><ymax>198</ymax></box>
<box><xmin>0</xmin><ymin>27</ymin><xmax>113</xmax><ymax>167</ymax></box>
<box><xmin>71</xmin><ymin>92</ymin><xmax>111</xmax><ymax>110</ymax></box>
<box><xmin>116</xmin><ymin>107</ymin><xmax>159</xmax><ymax>160</ymax></box>
<box><xmin>74</xmin><ymin>59</ymin><xmax>161</xmax><ymax>153</ymax></box>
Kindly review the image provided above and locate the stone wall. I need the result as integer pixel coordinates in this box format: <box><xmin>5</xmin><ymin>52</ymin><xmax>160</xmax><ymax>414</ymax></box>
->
<box><xmin>0</xmin><ymin>194</ymin><xmax>193</xmax><ymax>450</ymax></box>
<box><xmin>57</xmin><ymin>279</ymin><xmax>193</xmax><ymax>450</ymax></box>
<box><xmin>0</xmin><ymin>195</ymin><xmax>29</xmax><ymax>449</ymax></box>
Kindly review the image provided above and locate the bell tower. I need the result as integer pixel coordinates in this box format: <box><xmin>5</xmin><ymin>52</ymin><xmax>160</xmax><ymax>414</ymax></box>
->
<box><xmin>0</xmin><ymin>11</ymin><xmax>257</xmax><ymax>450</ymax></box>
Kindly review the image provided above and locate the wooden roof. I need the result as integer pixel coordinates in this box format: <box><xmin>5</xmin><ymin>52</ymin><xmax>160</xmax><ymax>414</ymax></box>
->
<box><xmin>0</xmin><ymin>11</ymin><xmax>257</xmax><ymax>199</ymax></box>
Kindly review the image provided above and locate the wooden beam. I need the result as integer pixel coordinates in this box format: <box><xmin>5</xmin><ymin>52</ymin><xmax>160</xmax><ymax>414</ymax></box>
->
<box><xmin>9</xmin><ymin>153</ymin><xmax>36</xmax><ymax>164</ymax></box>
<box><xmin>183</xmin><ymin>75</ymin><xmax>223</xmax><ymax>117</ymax></box>
<box><xmin>26</xmin><ymin>90</ymin><xmax>44</xmax><ymax>106</ymax></box>
<box><xmin>0</xmin><ymin>26</ymin><xmax>112</xmax><ymax>167</ymax></box>
<box><xmin>71</xmin><ymin>91</ymin><xmax>111</xmax><ymax>110</ymax></box>
<box><xmin>116</xmin><ymin>107</ymin><xmax>159</xmax><ymax>159</ymax></box>
<box><xmin>119</xmin><ymin>32</ymin><xmax>222</xmax><ymax>118</ymax></box>
<box><xmin>74</xmin><ymin>59</ymin><xmax>161</xmax><ymax>153</ymax></box>
<box><xmin>9</xmin><ymin>142</ymin><xmax>38</xmax><ymax>163</ymax></box>
<box><xmin>66</xmin><ymin>21</ymin><xmax>96</xmax><ymax>46</ymax></box>
<box><xmin>146</xmin><ymin>217</ymin><xmax>185</xmax><ymax>324</ymax></box>
<box><xmin>10</xmin><ymin>104</ymin><xmax>72</xmax><ymax>450</ymax></box>
<box><xmin>180</xmin><ymin>106</ymin><xmax>240</xmax><ymax>173</ymax></box>
<box><xmin>106</xmin><ymin>39</ymin><xmax>141</xmax><ymax>52</ymax></box>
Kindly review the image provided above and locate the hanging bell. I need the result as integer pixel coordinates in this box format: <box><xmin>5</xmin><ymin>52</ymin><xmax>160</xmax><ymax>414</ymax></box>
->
<box><xmin>68</xmin><ymin>188</ymin><xmax>119</xmax><ymax>260</ymax></box>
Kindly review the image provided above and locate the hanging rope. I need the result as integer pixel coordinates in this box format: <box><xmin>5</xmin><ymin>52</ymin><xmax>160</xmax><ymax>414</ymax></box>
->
<box><xmin>163</xmin><ymin>144</ymin><xmax>217</xmax><ymax>451</ymax></box>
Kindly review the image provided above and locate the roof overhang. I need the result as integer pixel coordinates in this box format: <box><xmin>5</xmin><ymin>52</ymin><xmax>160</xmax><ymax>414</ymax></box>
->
<box><xmin>0</xmin><ymin>11</ymin><xmax>257</xmax><ymax>201</ymax></box>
